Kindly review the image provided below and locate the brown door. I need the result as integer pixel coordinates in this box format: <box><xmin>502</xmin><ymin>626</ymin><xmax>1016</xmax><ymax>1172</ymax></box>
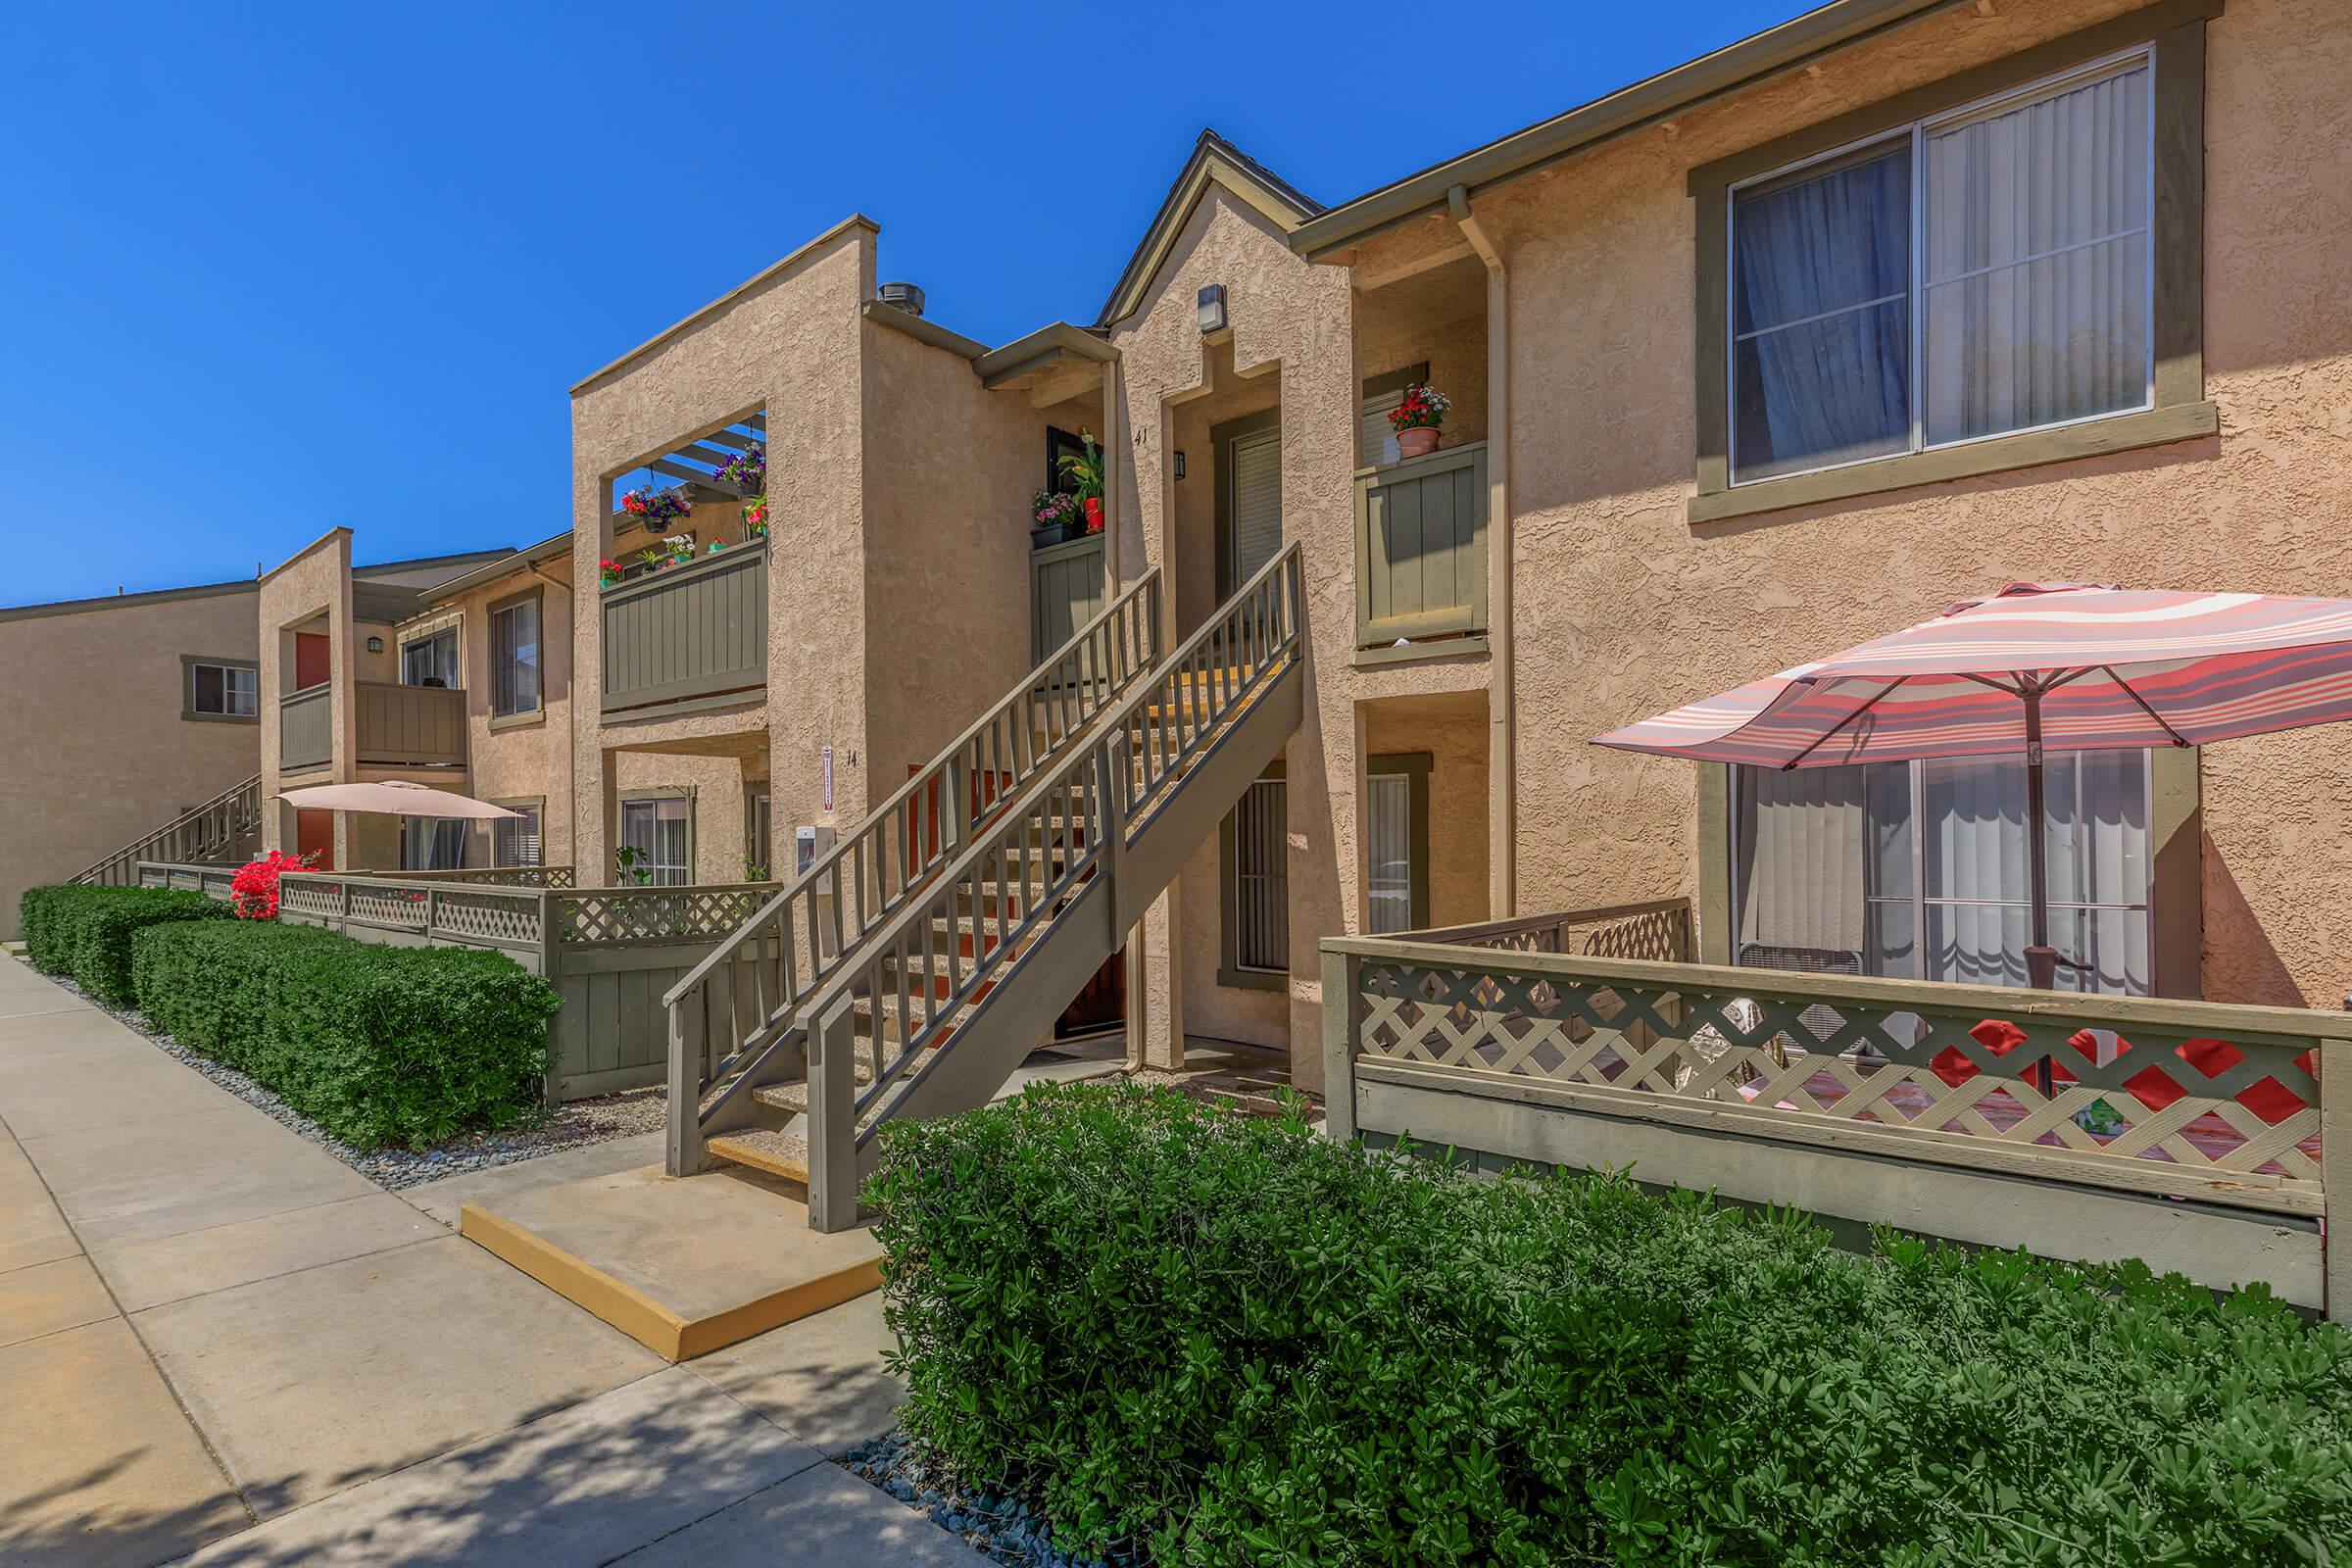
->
<box><xmin>294</xmin><ymin>632</ymin><xmax>331</xmax><ymax>690</ymax></box>
<box><xmin>295</xmin><ymin>809</ymin><xmax>335</xmax><ymax>870</ymax></box>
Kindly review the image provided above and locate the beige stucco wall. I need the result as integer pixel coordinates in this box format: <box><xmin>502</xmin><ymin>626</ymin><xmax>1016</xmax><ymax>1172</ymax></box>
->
<box><xmin>258</xmin><ymin>530</ymin><xmax>358</xmax><ymax>868</ymax></box>
<box><xmin>1350</xmin><ymin>0</ymin><xmax>2352</xmax><ymax>1007</ymax></box>
<box><xmin>570</xmin><ymin>218</ymin><xmax>873</xmax><ymax>884</ymax></box>
<box><xmin>0</xmin><ymin>584</ymin><xmax>262</xmax><ymax>938</ymax></box>
<box><xmin>427</xmin><ymin>562</ymin><xmax>576</xmax><ymax>870</ymax></box>
<box><xmin>1364</xmin><ymin>695</ymin><xmax>1491</xmax><ymax>929</ymax></box>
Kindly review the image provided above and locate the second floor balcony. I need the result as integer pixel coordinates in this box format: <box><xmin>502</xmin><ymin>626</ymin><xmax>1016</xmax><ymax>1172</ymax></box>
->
<box><xmin>1354</xmin><ymin>439</ymin><xmax>1488</xmax><ymax>662</ymax></box>
<box><xmin>600</xmin><ymin>538</ymin><xmax>768</xmax><ymax>717</ymax></box>
<box><xmin>279</xmin><ymin>679</ymin><xmax>468</xmax><ymax>774</ymax></box>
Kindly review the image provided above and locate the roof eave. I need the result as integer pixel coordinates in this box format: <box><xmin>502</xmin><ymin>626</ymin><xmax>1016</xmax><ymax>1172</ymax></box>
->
<box><xmin>1097</xmin><ymin>132</ymin><xmax>1323</xmax><ymax>329</ymax></box>
<box><xmin>1291</xmin><ymin>0</ymin><xmax>1967</xmax><ymax>260</ymax></box>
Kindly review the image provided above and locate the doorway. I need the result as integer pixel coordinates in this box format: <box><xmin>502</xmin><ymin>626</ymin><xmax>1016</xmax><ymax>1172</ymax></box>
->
<box><xmin>1210</xmin><ymin>406</ymin><xmax>1282</xmax><ymax>602</ymax></box>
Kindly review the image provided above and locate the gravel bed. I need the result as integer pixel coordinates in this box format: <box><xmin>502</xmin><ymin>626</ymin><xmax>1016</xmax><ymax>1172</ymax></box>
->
<box><xmin>40</xmin><ymin>970</ymin><xmax>663</xmax><ymax>1190</ymax></box>
<box><xmin>838</xmin><ymin>1431</ymin><xmax>1145</xmax><ymax>1568</ymax></box>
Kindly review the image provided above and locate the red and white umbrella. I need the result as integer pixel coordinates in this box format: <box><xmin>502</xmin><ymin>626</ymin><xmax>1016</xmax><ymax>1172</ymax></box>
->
<box><xmin>1595</xmin><ymin>582</ymin><xmax>2352</xmax><ymax>987</ymax></box>
<box><xmin>273</xmin><ymin>780</ymin><xmax>519</xmax><ymax>819</ymax></box>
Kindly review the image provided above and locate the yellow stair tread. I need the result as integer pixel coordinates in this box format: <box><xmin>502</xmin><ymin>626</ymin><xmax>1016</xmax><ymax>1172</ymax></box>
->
<box><xmin>708</xmin><ymin>1126</ymin><xmax>808</xmax><ymax>1183</ymax></box>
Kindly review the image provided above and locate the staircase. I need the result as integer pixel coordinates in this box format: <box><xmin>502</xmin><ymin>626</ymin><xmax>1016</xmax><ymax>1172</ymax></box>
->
<box><xmin>69</xmin><ymin>773</ymin><xmax>265</xmax><ymax>887</ymax></box>
<box><xmin>665</xmin><ymin>544</ymin><xmax>1305</xmax><ymax>1229</ymax></box>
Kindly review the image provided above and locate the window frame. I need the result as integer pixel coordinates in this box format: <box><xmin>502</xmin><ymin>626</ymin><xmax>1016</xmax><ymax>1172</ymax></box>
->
<box><xmin>398</xmin><ymin>625</ymin><xmax>460</xmax><ymax>688</ymax></box>
<box><xmin>180</xmin><ymin>654</ymin><xmax>260</xmax><ymax>723</ymax></box>
<box><xmin>1363</xmin><ymin>751</ymin><xmax>1433</xmax><ymax>936</ymax></box>
<box><xmin>1688</xmin><ymin>0</ymin><xmax>2217</xmax><ymax>524</ymax></box>
<box><xmin>1218</xmin><ymin>760</ymin><xmax>1289</xmax><ymax>989</ymax></box>
<box><xmin>487</xmin><ymin>587</ymin><xmax>543</xmax><ymax>722</ymax></box>
<box><xmin>617</xmin><ymin>787</ymin><xmax>695</xmax><ymax>886</ymax></box>
<box><xmin>490</xmin><ymin>797</ymin><xmax>545</xmax><ymax>868</ymax></box>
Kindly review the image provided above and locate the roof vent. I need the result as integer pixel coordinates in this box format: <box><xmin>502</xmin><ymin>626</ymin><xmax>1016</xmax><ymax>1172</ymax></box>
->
<box><xmin>878</xmin><ymin>280</ymin><xmax>926</xmax><ymax>318</ymax></box>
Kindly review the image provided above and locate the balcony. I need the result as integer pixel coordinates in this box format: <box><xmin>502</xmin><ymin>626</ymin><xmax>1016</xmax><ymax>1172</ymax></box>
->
<box><xmin>601</xmin><ymin>539</ymin><xmax>768</xmax><ymax>716</ymax></box>
<box><xmin>1353</xmin><ymin>440</ymin><xmax>1487</xmax><ymax>662</ymax></box>
<box><xmin>278</xmin><ymin>680</ymin><xmax>468</xmax><ymax>773</ymax></box>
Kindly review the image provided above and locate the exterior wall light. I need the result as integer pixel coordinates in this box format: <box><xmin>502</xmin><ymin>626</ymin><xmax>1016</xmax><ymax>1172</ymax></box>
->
<box><xmin>1174</xmin><ymin>451</ymin><xmax>1187</xmax><ymax>480</ymax></box>
<box><xmin>1197</xmin><ymin>284</ymin><xmax>1227</xmax><ymax>335</ymax></box>
<box><xmin>367</xmin><ymin>636</ymin><xmax>384</xmax><ymax>654</ymax></box>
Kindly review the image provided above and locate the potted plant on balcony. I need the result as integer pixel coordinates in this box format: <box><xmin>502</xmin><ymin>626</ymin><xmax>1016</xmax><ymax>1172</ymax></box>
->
<box><xmin>599</xmin><ymin>558</ymin><xmax>623</xmax><ymax>589</ymax></box>
<box><xmin>620</xmin><ymin>486</ymin><xmax>691</xmax><ymax>533</ymax></box>
<box><xmin>1389</xmin><ymin>382</ymin><xmax>1452</xmax><ymax>459</ymax></box>
<box><xmin>1031</xmin><ymin>489</ymin><xmax>1085</xmax><ymax>548</ymax></box>
<box><xmin>1056</xmin><ymin>431</ymin><xmax>1105</xmax><ymax>534</ymax></box>
<box><xmin>741</xmin><ymin>496</ymin><xmax>768</xmax><ymax>539</ymax></box>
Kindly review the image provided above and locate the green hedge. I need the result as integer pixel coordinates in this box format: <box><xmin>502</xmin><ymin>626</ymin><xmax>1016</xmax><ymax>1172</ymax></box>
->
<box><xmin>19</xmin><ymin>885</ymin><xmax>237</xmax><ymax>1004</ymax></box>
<box><xmin>867</xmin><ymin>1083</ymin><xmax>2352</xmax><ymax>1568</ymax></box>
<box><xmin>130</xmin><ymin>919</ymin><xmax>559</xmax><ymax>1149</ymax></box>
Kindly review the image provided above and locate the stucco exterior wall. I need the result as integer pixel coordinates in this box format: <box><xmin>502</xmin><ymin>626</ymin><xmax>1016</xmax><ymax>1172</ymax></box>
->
<box><xmin>258</xmin><ymin>530</ymin><xmax>358</xmax><ymax>867</ymax></box>
<box><xmin>569</xmin><ymin>218</ymin><xmax>874</xmax><ymax>882</ymax></box>
<box><xmin>0</xmin><ymin>584</ymin><xmax>261</xmax><ymax>938</ymax></box>
<box><xmin>431</xmin><ymin>564</ymin><xmax>575</xmax><ymax>870</ymax></box>
<box><xmin>1366</xmin><ymin>0</ymin><xmax>2352</xmax><ymax>1007</ymax></box>
<box><xmin>858</xmin><ymin>318</ymin><xmax>1057</xmax><ymax>799</ymax></box>
<box><xmin>1364</xmin><ymin>697</ymin><xmax>1491</xmax><ymax>929</ymax></box>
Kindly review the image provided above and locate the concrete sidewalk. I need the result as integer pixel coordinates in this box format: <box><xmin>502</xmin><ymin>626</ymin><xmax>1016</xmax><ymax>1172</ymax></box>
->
<box><xmin>0</xmin><ymin>958</ymin><xmax>980</xmax><ymax>1567</ymax></box>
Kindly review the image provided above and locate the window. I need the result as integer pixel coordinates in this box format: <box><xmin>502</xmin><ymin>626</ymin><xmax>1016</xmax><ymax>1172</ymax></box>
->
<box><xmin>745</xmin><ymin>790</ymin><xmax>772</xmax><ymax>879</ymax></box>
<box><xmin>619</xmin><ymin>795</ymin><xmax>692</xmax><ymax>886</ymax></box>
<box><xmin>400</xmin><ymin>627</ymin><xmax>458</xmax><ymax>688</ymax></box>
<box><xmin>489</xmin><ymin>594</ymin><xmax>540</xmax><ymax>718</ymax></box>
<box><xmin>1732</xmin><ymin>752</ymin><xmax>2151</xmax><ymax>995</ymax></box>
<box><xmin>1359</xmin><ymin>364</ymin><xmax>1428</xmax><ymax>468</ymax></box>
<box><xmin>1221</xmin><ymin>773</ymin><xmax>1289</xmax><ymax>983</ymax></box>
<box><xmin>1730</xmin><ymin>53</ymin><xmax>2152</xmax><ymax>485</ymax></box>
<box><xmin>400</xmin><ymin>817</ymin><xmax>468</xmax><ymax>871</ymax></box>
<box><xmin>1364</xmin><ymin>753</ymin><xmax>1432</xmax><ymax>935</ymax></box>
<box><xmin>185</xmin><ymin>659</ymin><xmax>258</xmax><ymax>719</ymax></box>
<box><xmin>492</xmin><ymin>803</ymin><xmax>542</xmax><ymax>867</ymax></box>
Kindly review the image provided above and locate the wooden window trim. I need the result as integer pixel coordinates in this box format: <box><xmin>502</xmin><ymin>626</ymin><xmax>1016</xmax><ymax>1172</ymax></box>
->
<box><xmin>1218</xmin><ymin>759</ymin><xmax>1288</xmax><ymax>990</ymax></box>
<box><xmin>180</xmin><ymin>653</ymin><xmax>260</xmax><ymax>724</ymax></box>
<box><xmin>1688</xmin><ymin>0</ymin><xmax>2218</xmax><ymax>525</ymax></box>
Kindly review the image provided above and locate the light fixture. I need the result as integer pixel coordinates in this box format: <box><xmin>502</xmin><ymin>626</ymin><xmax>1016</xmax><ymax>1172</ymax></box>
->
<box><xmin>367</xmin><ymin>636</ymin><xmax>384</xmax><ymax>654</ymax></box>
<box><xmin>1196</xmin><ymin>284</ymin><xmax>1226</xmax><ymax>335</ymax></box>
<box><xmin>1174</xmin><ymin>451</ymin><xmax>1187</xmax><ymax>480</ymax></box>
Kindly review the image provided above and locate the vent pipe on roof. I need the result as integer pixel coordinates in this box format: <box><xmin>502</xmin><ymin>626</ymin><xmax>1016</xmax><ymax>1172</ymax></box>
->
<box><xmin>878</xmin><ymin>280</ymin><xmax>925</xmax><ymax>318</ymax></box>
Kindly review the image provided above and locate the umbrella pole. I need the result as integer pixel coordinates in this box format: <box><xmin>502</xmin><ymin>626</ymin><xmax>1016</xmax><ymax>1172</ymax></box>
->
<box><xmin>2022</xmin><ymin>684</ymin><xmax>2062</xmax><ymax>1099</ymax></box>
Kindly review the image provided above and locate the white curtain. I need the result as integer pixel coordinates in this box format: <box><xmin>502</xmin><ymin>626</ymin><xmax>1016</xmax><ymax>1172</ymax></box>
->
<box><xmin>1365</xmin><ymin>773</ymin><xmax>1413</xmax><ymax>934</ymax></box>
<box><xmin>1737</xmin><ymin>765</ymin><xmax>1867</xmax><ymax>956</ymax></box>
<box><xmin>402</xmin><ymin>817</ymin><xmax>467</xmax><ymax>871</ymax></box>
<box><xmin>1922</xmin><ymin>60</ymin><xmax>2151</xmax><ymax>444</ymax></box>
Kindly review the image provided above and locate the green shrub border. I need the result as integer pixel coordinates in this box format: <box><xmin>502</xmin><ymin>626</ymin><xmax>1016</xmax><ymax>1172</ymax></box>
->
<box><xmin>19</xmin><ymin>884</ymin><xmax>235</xmax><ymax>1004</ymax></box>
<box><xmin>129</xmin><ymin>918</ymin><xmax>559</xmax><ymax>1149</ymax></box>
<box><xmin>868</xmin><ymin>1081</ymin><xmax>2352</xmax><ymax>1568</ymax></box>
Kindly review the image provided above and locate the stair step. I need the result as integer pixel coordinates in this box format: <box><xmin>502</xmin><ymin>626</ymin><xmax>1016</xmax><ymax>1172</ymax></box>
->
<box><xmin>708</xmin><ymin>1126</ymin><xmax>808</xmax><ymax>1185</ymax></box>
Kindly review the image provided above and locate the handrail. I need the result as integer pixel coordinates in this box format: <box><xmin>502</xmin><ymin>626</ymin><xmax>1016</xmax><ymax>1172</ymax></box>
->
<box><xmin>662</xmin><ymin>566</ymin><xmax>1164</xmax><ymax>1054</ymax></box>
<box><xmin>71</xmin><ymin>773</ymin><xmax>264</xmax><ymax>886</ymax></box>
<box><xmin>686</xmin><ymin>542</ymin><xmax>1304</xmax><ymax>1202</ymax></box>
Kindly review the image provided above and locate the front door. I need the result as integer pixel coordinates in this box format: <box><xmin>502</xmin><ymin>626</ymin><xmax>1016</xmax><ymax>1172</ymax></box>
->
<box><xmin>1211</xmin><ymin>407</ymin><xmax>1282</xmax><ymax>603</ymax></box>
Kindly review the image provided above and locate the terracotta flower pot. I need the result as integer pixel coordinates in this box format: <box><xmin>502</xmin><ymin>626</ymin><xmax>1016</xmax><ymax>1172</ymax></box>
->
<box><xmin>1396</xmin><ymin>427</ymin><xmax>1441</xmax><ymax>459</ymax></box>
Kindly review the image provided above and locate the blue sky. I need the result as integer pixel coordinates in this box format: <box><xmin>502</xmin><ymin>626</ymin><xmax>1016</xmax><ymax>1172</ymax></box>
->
<box><xmin>1</xmin><ymin>1</ymin><xmax>1805</xmax><ymax>608</ymax></box>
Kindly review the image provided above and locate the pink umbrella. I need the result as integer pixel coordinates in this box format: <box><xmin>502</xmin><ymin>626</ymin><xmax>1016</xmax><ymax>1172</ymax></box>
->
<box><xmin>274</xmin><ymin>780</ymin><xmax>520</xmax><ymax>819</ymax></box>
<box><xmin>1595</xmin><ymin>582</ymin><xmax>2352</xmax><ymax>989</ymax></box>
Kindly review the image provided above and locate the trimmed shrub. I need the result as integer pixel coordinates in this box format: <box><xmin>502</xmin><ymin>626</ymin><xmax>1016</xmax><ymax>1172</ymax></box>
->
<box><xmin>19</xmin><ymin>885</ymin><xmax>236</xmax><ymax>1004</ymax></box>
<box><xmin>867</xmin><ymin>1082</ymin><xmax>2352</xmax><ymax>1568</ymax></box>
<box><xmin>130</xmin><ymin>919</ymin><xmax>558</xmax><ymax>1148</ymax></box>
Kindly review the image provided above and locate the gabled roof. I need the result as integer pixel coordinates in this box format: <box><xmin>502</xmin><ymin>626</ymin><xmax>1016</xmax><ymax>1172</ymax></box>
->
<box><xmin>1096</xmin><ymin>131</ymin><xmax>1323</xmax><ymax>328</ymax></box>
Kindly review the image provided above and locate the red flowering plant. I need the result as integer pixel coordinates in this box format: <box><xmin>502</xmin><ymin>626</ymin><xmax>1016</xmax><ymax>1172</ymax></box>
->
<box><xmin>619</xmin><ymin>486</ymin><xmax>691</xmax><ymax>530</ymax></box>
<box><xmin>228</xmin><ymin>849</ymin><xmax>318</xmax><ymax>920</ymax></box>
<box><xmin>1387</xmin><ymin>382</ymin><xmax>1451</xmax><ymax>432</ymax></box>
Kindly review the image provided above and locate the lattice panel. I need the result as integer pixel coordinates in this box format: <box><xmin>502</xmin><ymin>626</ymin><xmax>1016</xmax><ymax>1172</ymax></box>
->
<box><xmin>347</xmin><ymin>884</ymin><xmax>430</xmax><ymax>929</ymax></box>
<box><xmin>1573</xmin><ymin>906</ymin><xmax>1691</xmax><ymax>962</ymax></box>
<box><xmin>560</xmin><ymin>888</ymin><xmax>769</xmax><ymax>944</ymax></box>
<box><xmin>432</xmin><ymin>891</ymin><xmax>542</xmax><ymax>946</ymax></box>
<box><xmin>1356</xmin><ymin>959</ymin><xmax>2325</xmax><ymax>1184</ymax></box>
<box><xmin>276</xmin><ymin>880</ymin><xmax>340</xmax><ymax>917</ymax></box>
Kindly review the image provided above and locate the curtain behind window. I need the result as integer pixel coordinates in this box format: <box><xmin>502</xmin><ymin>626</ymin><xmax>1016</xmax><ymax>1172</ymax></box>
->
<box><xmin>401</xmin><ymin>817</ymin><xmax>466</xmax><ymax>871</ymax></box>
<box><xmin>1731</xmin><ymin>142</ymin><xmax>1913</xmax><ymax>481</ymax></box>
<box><xmin>1922</xmin><ymin>60</ymin><xmax>2151</xmax><ymax>444</ymax></box>
<box><xmin>492</xmin><ymin>600</ymin><xmax>540</xmax><ymax>716</ymax></box>
<box><xmin>1736</xmin><ymin>765</ymin><xmax>1867</xmax><ymax>957</ymax></box>
<box><xmin>1365</xmin><ymin>773</ymin><xmax>1413</xmax><ymax>935</ymax></box>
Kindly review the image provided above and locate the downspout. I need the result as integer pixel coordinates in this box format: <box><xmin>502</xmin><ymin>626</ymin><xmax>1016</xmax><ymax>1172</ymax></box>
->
<box><xmin>1447</xmin><ymin>183</ymin><xmax>1515</xmax><ymax>918</ymax></box>
<box><xmin>528</xmin><ymin>559</ymin><xmax>576</xmax><ymax>876</ymax></box>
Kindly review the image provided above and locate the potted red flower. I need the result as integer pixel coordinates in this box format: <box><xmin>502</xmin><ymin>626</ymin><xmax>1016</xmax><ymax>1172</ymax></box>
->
<box><xmin>1388</xmin><ymin>382</ymin><xmax>1452</xmax><ymax>459</ymax></box>
<box><xmin>1056</xmin><ymin>432</ymin><xmax>1106</xmax><ymax>534</ymax></box>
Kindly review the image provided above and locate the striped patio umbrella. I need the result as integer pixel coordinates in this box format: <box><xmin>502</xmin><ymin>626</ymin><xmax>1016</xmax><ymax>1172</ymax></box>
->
<box><xmin>1594</xmin><ymin>582</ymin><xmax>2352</xmax><ymax>989</ymax></box>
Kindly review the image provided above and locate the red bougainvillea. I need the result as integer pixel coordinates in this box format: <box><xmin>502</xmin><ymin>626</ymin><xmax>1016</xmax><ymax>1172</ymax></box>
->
<box><xmin>228</xmin><ymin>850</ymin><xmax>316</xmax><ymax>920</ymax></box>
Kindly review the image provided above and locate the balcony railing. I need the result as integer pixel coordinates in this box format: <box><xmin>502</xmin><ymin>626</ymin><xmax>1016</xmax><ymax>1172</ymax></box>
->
<box><xmin>1354</xmin><ymin>440</ymin><xmax>1487</xmax><ymax>652</ymax></box>
<box><xmin>602</xmin><ymin>540</ymin><xmax>768</xmax><ymax>716</ymax></box>
<box><xmin>354</xmin><ymin>680</ymin><xmax>466</xmax><ymax>768</ymax></box>
<box><xmin>1323</xmin><ymin>908</ymin><xmax>2351</xmax><ymax>1312</ymax></box>
<box><xmin>279</xmin><ymin>684</ymin><xmax>332</xmax><ymax>772</ymax></box>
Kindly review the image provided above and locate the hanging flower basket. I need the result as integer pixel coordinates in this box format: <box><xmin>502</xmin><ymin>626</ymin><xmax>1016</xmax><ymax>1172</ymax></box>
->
<box><xmin>620</xmin><ymin>487</ymin><xmax>691</xmax><ymax>530</ymax></box>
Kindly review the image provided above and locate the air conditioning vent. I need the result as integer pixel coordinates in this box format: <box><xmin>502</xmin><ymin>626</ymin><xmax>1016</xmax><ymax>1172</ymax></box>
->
<box><xmin>879</xmin><ymin>280</ymin><xmax>926</xmax><ymax>318</ymax></box>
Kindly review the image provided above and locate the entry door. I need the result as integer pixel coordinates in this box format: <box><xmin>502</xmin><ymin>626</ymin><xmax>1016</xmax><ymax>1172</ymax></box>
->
<box><xmin>1212</xmin><ymin>407</ymin><xmax>1283</xmax><ymax>602</ymax></box>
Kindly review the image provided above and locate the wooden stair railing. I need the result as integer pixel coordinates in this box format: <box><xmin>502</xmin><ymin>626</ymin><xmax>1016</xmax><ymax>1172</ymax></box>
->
<box><xmin>69</xmin><ymin>773</ymin><xmax>264</xmax><ymax>888</ymax></box>
<box><xmin>678</xmin><ymin>545</ymin><xmax>1305</xmax><ymax>1231</ymax></box>
<box><xmin>662</xmin><ymin>568</ymin><xmax>1163</xmax><ymax>1173</ymax></box>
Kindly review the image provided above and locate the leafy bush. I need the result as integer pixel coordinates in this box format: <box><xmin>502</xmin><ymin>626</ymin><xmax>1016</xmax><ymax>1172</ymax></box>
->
<box><xmin>867</xmin><ymin>1082</ymin><xmax>2352</xmax><ymax>1568</ymax></box>
<box><xmin>130</xmin><ymin>919</ymin><xmax>558</xmax><ymax>1148</ymax></box>
<box><xmin>19</xmin><ymin>884</ymin><xmax>236</xmax><ymax>1004</ymax></box>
